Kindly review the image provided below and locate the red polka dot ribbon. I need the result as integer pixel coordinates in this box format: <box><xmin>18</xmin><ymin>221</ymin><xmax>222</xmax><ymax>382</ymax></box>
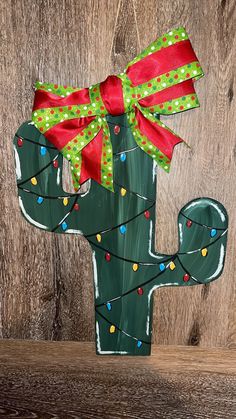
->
<box><xmin>32</xmin><ymin>27</ymin><xmax>203</xmax><ymax>192</ymax></box>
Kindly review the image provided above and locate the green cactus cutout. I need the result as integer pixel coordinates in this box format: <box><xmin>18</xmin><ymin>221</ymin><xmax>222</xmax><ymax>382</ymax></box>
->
<box><xmin>13</xmin><ymin>115</ymin><xmax>228</xmax><ymax>355</ymax></box>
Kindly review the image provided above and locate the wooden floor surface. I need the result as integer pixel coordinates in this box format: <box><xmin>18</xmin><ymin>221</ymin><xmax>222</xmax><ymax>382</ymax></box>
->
<box><xmin>0</xmin><ymin>340</ymin><xmax>235</xmax><ymax>418</ymax></box>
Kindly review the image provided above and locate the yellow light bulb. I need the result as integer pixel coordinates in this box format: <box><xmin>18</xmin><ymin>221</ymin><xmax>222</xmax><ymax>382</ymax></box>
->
<box><xmin>63</xmin><ymin>197</ymin><xmax>69</xmax><ymax>206</ymax></box>
<box><xmin>109</xmin><ymin>325</ymin><xmax>116</xmax><ymax>334</ymax></box>
<box><xmin>169</xmin><ymin>261</ymin><xmax>176</xmax><ymax>271</ymax></box>
<box><xmin>201</xmin><ymin>248</ymin><xmax>208</xmax><ymax>257</ymax></box>
<box><xmin>132</xmin><ymin>263</ymin><xmax>139</xmax><ymax>272</ymax></box>
<box><xmin>96</xmin><ymin>234</ymin><xmax>102</xmax><ymax>243</ymax></box>
<box><xmin>31</xmin><ymin>177</ymin><xmax>37</xmax><ymax>186</ymax></box>
<box><xmin>120</xmin><ymin>188</ymin><xmax>127</xmax><ymax>197</ymax></box>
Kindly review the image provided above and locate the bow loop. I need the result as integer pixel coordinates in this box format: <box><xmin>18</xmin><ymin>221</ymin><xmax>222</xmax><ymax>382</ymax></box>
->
<box><xmin>32</xmin><ymin>26</ymin><xmax>203</xmax><ymax>192</ymax></box>
<box><xmin>127</xmin><ymin>104</ymin><xmax>182</xmax><ymax>172</ymax></box>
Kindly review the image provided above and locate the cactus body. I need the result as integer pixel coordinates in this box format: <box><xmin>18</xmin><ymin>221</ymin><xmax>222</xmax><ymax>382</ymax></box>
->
<box><xmin>13</xmin><ymin>115</ymin><xmax>228</xmax><ymax>355</ymax></box>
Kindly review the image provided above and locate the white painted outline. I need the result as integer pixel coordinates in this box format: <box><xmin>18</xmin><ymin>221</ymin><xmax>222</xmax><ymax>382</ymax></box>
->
<box><xmin>65</xmin><ymin>229</ymin><xmax>83</xmax><ymax>235</ymax></box>
<box><xmin>146</xmin><ymin>282</ymin><xmax>179</xmax><ymax>335</ymax></box>
<box><xmin>198</xmin><ymin>243</ymin><xmax>225</xmax><ymax>281</ymax></box>
<box><xmin>148</xmin><ymin>220</ymin><xmax>163</xmax><ymax>260</ymax></box>
<box><xmin>92</xmin><ymin>251</ymin><xmax>99</xmax><ymax>298</ymax></box>
<box><xmin>14</xmin><ymin>145</ymin><xmax>22</xmax><ymax>180</ymax></box>
<box><xmin>96</xmin><ymin>321</ymin><xmax>128</xmax><ymax>355</ymax></box>
<box><xmin>152</xmin><ymin>161</ymin><xmax>157</xmax><ymax>183</ymax></box>
<box><xmin>179</xmin><ymin>222</ymin><xmax>183</xmax><ymax>245</ymax></box>
<box><xmin>56</xmin><ymin>167</ymin><xmax>61</xmax><ymax>185</ymax></box>
<box><xmin>184</xmin><ymin>199</ymin><xmax>226</xmax><ymax>222</ymax></box>
<box><xmin>19</xmin><ymin>196</ymin><xmax>48</xmax><ymax>230</ymax></box>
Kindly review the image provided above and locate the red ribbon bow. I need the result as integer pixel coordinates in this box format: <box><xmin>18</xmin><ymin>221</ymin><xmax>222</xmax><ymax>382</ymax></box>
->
<box><xmin>32</xmin><ymin>27</ymin><xmax>203</xmax><ymax>192</ymax></box>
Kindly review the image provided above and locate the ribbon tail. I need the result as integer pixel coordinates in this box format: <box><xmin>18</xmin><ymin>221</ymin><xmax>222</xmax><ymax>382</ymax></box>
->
<box><xmin>70</xmin><ymin>119</ymin><xmax>114</xmax><ymax>192</ymax></box>
<box><xmin>128</xmin><ymin>106</ymin><xmax>183</xmax><ymax>172</ymax></box>
<box><xmin>70</xmin><ymin>159</ymin><xmax>82</xmax><ymax>192</ymax></box>
<box><xmin>58</xmin><ymin>118</ymin><xmax>101</xmax><ymax>191</ymax></box>
<box><xmin>99</xmin><ymin>119</ymin><xmax>114</xmax><ymax>192</ymax></box>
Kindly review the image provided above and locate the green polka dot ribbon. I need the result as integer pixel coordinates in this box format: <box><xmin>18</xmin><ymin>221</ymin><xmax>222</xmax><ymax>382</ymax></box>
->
<box><xmin>32</xmin><ymin>26</ymin><xmax>203</xmax><ymax>192</ymax></box>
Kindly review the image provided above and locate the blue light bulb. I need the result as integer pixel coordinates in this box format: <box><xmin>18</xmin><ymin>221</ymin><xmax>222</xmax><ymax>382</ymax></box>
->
<box><xmin>61</xmin><ymin>221</ymin><xmax>68</xmax><ymax>231</ymax></box>
<box><xmin>120</xmin><ymin>153</ymin><xmax>126</xmax><ymax>162</ymax></box>
<box><xmin>159</xmin><ymin>263</ymin><xmax>165</xmax><ymax>272</ymax></box>
<box><xmin>210</xmin><ymin>228</ymin><xmax>217</xmax><ymax>238</ymax></box>
<box><xmin>37</xmin><ymin>196</ymin><xmax>44</xmax><ymax>204</ymax></box>
<box><xmin>40</xmin><ymin>146</ymin><xmax>47</xmax><ymax>156</ymax></box>
<box><xmin>137</xmin><ymin>340</ymin><xmax>142</xmax><ymax>348</ymax></box>
<box><xmin>119</xmin><ymin>225</ymin><xmax>127</xmax><ymax>235</ymax></box>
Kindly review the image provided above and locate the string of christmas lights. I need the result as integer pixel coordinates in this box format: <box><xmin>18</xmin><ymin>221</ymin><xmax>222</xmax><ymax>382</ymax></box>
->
<box><xmin>179</xmin><ymin>211</ymin><xmax>226</xmax><ymax>231</ymax></box>
<box><xmin>16</xmin><ymin>132</ymin><xmax>138</xmax><ymax>156</ymax></box>
<box><xmin>105</xmin><ymin>120</ymin><xmax>130</xmax><ymax>129</ymax></box>
<box><xmin>15</xmin><ymin>128</ymin><xmax>228</xmax><ymax>350</ymax></box>
<box><xmin>178</xmin><ymin>228</ymin><xmax>227</xmax><ymax>255</ymax></box>
<box><xmin>17</xmin><ymin>177</ymin><xmax>227</xmax><ymax>260</ymax></box>
<box><xmin>86</xmin><ymin>230</ymin><xmax>226</xmax><ymax>267</ymax></box>
<box><xmin>86</xmin><ymin>239</ymin><xmax>170</xmax><ymax>265</ymax></box>
<box><xmin>17</xmin><ymin>180</ymin><xmax>227</xmax><ymax>269</ymax></box>
<box><xmin>94</xmin><ymin>228</ymin><xmax>227</xmax><ymax>347</ymax></box>
<box><xmin>51</xmin><ymin>195</ymin><xmax>80</xmax><ymax>232</ymax></box>
<box><xmin>114</xmin><ymin>145</ymin><xmax>139</xmax><ymax>156</ymax></box>
<box><xmin>95</xmin><ymin>230</ymin><xmax>227</xmax><ymax>308</ymax></box>
<box><xmin>16</xmin><ymin>135</ymin><xmax>228</xmax><ymax>264</ymax></box>
<box><xmin>17</xmin><ymin>153</ymin><xmax>60</xmax><ymax>187</ymax></box>
<box><xmin>18</xmin><ymin>180</ymin><xmax>155</xmax><ymax>203</ymax></box>
<box><xmin>17</xmin><ymin>135</ymin><xmax>57</xmax><ymax>149</ymax></box>
<box><xmin>17</xmin><ymin>186</ymin><xmax>78</xmax><ymax>200</ymax></box>
<box><xmin>84</xmin><ymin>203</ymin><xmax>155</xmax><ymax>238</ymax></box>
<box><xmin>96</xmin><ymin>255</ymin><xmax>178</xmax><ymax>308</ymax></box>
<box><xmin>95</xmin><ymin>307</ymin><xmax>151</xmax><ymax>347</ymax></box>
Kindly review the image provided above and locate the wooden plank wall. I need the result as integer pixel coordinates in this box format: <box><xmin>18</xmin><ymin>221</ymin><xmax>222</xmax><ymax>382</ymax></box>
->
<box><xmin>0</xmin><ymin>0</ymin><xmax>235</xmax><ymax>348</ymax></box>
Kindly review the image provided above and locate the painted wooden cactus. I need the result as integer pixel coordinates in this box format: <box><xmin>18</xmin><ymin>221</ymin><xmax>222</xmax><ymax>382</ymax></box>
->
<box><xmin>13</xmin><ymin>115</ymin><xmax>228</xmax><ymax>355</ymax></box>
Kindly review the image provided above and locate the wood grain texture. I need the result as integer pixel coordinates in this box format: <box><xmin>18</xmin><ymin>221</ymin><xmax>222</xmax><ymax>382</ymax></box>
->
<box><xmin>0</xmin><ymin>0</ymin><xmax>236</xmax><ymax>348</ymax></box>
<box><xmin>0</xmin><ymin>340</ymin><xmax>235</xmax><ymax>418</ymax></box>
